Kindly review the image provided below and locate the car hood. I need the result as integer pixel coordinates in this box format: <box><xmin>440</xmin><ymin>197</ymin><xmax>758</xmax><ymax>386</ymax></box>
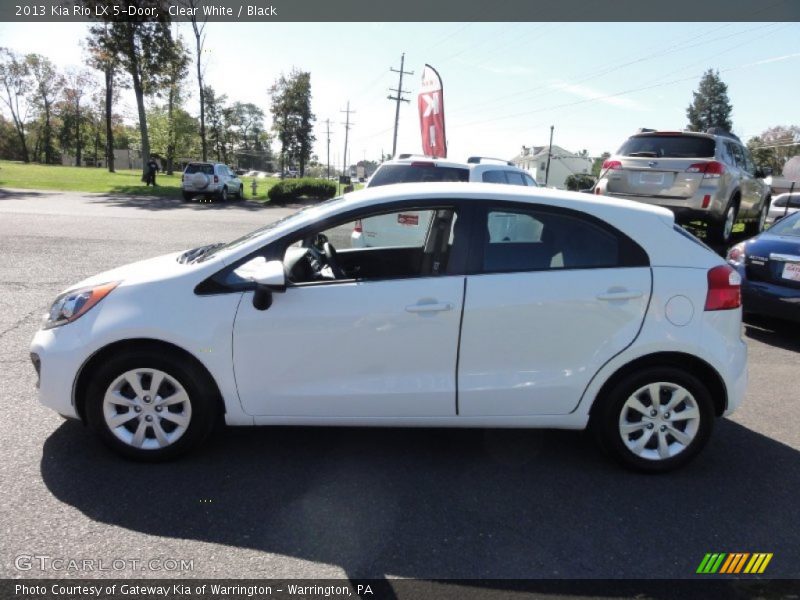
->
<box><xmin>65</xmin><ymin>250</ymin><xmax>205</xmax><ymax>292</ymax></box>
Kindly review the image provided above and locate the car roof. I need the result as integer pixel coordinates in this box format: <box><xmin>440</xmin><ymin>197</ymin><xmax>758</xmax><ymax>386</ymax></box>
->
<box><xmin>384</xmin><ymin>156</ymin><xmax>521</xmax><ymax>170</ymax></box>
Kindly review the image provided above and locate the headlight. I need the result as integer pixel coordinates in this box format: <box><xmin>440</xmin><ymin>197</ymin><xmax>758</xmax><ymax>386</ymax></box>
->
<box><xmin>42</xmin><ymin>282</ymin><xmax>120</xmax><ymax>330</ymax></box>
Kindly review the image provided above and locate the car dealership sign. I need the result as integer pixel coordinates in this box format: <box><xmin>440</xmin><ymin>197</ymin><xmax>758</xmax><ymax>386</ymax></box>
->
<box><xmin>418</xmin><ymin>64</ymin><xmax>447</xmax><ymax>158</ymax></box>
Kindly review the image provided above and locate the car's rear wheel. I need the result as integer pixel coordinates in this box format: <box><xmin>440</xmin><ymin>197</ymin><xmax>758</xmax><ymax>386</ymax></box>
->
<box><xmin>708</xmin><ymin>201</ymin><xmax>738</xmax><ymax>245</ymax></box>
<box><xmin>591</xmin><ymin>367</ymin><xmax>714</xmax><ymax>472</ymax></box>
<box><xmin>182</xmin><ymin>192</ymin><xmax>194</xmax><ymax>202</ymax></box>
<box><xmin>745</xmin><ymin>197</ymin><xmax>770</xmax><ymax>236</ymax></box>
<box><xmin>85</xmin><ymin>351</ymin><xmax>218</xmax><ymax>461</ymax></box>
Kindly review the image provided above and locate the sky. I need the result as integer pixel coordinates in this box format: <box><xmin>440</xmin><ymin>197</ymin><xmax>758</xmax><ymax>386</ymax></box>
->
<box><xmin>0</xmin><ymin>21</ymin><xmax>798</xmax><ymax>168</ymax></box>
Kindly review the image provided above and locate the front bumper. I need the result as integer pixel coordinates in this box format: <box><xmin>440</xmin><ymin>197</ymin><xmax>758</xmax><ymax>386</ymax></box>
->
<box><xmin>30</xmin><ymin>324</ymin><xmax>91</xmax><ymax>419</ymax></box>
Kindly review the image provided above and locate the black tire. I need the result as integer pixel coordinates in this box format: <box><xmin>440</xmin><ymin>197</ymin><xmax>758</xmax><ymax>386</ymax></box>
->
<box><xmin>218</xmin><ymin>186</ymin><xmax>228</xmax><ymax>202</ymax></box>
<box><xmin>85</xmin><ymin>349</ymin><xmax>219</xmax><ymax>461</ymax></box>
<box><xmin>590</xmin><ymin>367</ymin><xmax>715</xmax><ymax>473</ymax></box>
<box><xmin>707</xmin><ymin>200</ymin><xmax>738</xmax><ymax>245</ymax></box>
<box><xmin>182</xmin><ymin>192</ymin><xmax>194</xmax><ymax>202</ymax></box>
<box><xmin>745</xmin><ymin>197</ymin><xmax>770</xmax><ymax>236</ymax></box>
<box><xmin>238</xmin><ymin>184</ymin><xmax>244</xmax><ymax>200</ymax></box>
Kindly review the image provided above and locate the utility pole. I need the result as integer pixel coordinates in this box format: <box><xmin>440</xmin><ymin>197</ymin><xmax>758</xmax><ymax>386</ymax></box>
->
<box><xmin>324</xmin><ymin>119</ymin><xmax>332</xmax><ymax>179</ymax></box>
<box><xmin>544</xmin><ymin>125</ymin><xmax>554</xmax><ymax>187</ymax></box>
<box><xmin>341</xmin><ymin>101</ymin><xmax>355</xmax><ymax>182</ymax></box>
<box><xmin>388</xmin><ymin>53</ymin><xmax>414</xmax><ymax>159</ymax></box>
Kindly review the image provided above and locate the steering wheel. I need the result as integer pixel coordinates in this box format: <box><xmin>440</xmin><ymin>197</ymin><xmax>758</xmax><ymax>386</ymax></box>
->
<box><xmin>322</xmin><ymin>242</ymin><xmax>346</xmax><ymax>278</ymax></box>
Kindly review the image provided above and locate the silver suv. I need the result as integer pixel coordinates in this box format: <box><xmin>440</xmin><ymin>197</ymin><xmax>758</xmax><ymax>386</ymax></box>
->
<box><xmin>181</xmin><ymin>162</ymin><xmax>243</xmax><ymax>202</ymax></box>
<box><xmin>366</xmin><ymin>155</ymin><xmax>539</xmax><ymax>188</ymax></box>
<box><xmin>595</xmin><ymin>128</ymin><xmax>771</xmax><ymax>243</ymax></box>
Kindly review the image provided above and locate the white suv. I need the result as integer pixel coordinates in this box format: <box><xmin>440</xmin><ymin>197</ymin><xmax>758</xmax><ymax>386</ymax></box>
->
<box><xmin>353</xmin><ymin>155</ymin><xmax>537</xmax><ymax>247</ymax></box>
<box><xmin>181</xmin><ymin>162</ymin><xmax>243</xmax><ymax>202</ymax></box>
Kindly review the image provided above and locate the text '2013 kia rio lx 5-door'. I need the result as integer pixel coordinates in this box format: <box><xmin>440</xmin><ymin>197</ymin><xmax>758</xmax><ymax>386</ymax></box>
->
<box><xmin>30</xmin><ymin>183</ymin><xmax>747</xmax><ymax>472</ymax></box>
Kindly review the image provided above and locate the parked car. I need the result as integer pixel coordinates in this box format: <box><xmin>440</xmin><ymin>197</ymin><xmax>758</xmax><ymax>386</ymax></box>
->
<box><xmin>595</xmin><ymin>128</ymin><xmax>771</xmax><ymax>244</ymax></box>
<box><xmin>181</xmin><ymin>162</ymin><xmax>243</xmax><ymax>202</ymax></box>
<box><xmin>766</xmin><ymin>192</ymin><xmax>800</xmax><ymax>226</ymax></box>
<box><xmin>727</xmin><ymin>210</ymin><xmax>800</xmax><ymax>323</ymax></box>
<box><xmin>31</xmin><ymin>183</ymin><xmax>746</xmax><ymax>471</ymax></box>
<box><xmin>352</xmin><ymin>156</ymin><xmax>538</xmax><ymax>247</ymax></box>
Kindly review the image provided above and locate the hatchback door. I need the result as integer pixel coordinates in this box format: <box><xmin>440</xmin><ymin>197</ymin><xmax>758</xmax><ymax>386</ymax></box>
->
<box><xmin>458</xmin><ymin>204</ymin><xmax>652</xmax><ymax>416</ymax></box>
<box><xmin>232</xmin><ymin>204</ymin><xmax>466</xmax><ymax>418</ymax></box>
<box><xmin>605</xmin><ymin>134</ymin><xmax>717</xmax><ymax>202</ymax></box>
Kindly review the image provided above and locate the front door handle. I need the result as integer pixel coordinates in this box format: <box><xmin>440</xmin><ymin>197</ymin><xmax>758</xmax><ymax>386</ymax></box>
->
<box><xmin>596</xmin><ymin>289</ymin><xmax>643</xmax><ymax>301</ymax></box>
<box><xmin>405</xmin><ymin>302</ymin><xmax>454</xmax><ymax>313</ymax></box>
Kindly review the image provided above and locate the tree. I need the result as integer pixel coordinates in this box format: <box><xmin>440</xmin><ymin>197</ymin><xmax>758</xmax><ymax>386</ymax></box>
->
<box><xmin>87</xmin><ymin>22</ymin><xmax>127</xmax><ymax>172</ymax></box>
<box><xmin>592</xmin><ymin>151</ymin><xmax>610</xmax><ymax>177</ymax></box>
<box><xmin>158</xmin><ymin>36</ymin><xmax>190</xmax><ymax>174</ymax></box>
<box><xmin>565</xmin><ymin>173</ymin><xmax>596</xmax><ymax>191</ymax></box>
<box><xmin>148</xmin><ymin>105</ymin><xmax>198</xmax><ymax>168</ymax></box>
<box><xmin>203</xmin><ymin>85</ymin><xmax>228</xmax><ymax>162</ymax></box>
<box><xmin>746</xmin><ymin>125</ymin><xmax>800</xmax><ymax>174</ymax></box>
<box><xmin>59</xmin><ymin>69</ymin><xmax>97</xmax><ymax>166</ymax></box>
<box><xmin>686</xmin><ymin>69</ymin><xmax>733</xmax><ymax>133</ymax></box>
<box><xmin>182</xmin><ymin>0</ymin><xmax>208</xmax><ymax>161</ymax></box>
<box><xmin>270</xmin><ymin>69</ymin><xmax>316</xmax><ymax>176</ymax></box>
<box><xmin>26</xmin><ymin>54</ymin><xmax>62</xmax><ymax>164</ymax></box>
<box><xmin>0</xmin><ymin>48</ymin><xmax>32</xmax><ymax>162</ymax></box>
<box><xmin>85</xmin><ymin>9</ymin><xmax>181</xmax><ymax>181</ymax></box>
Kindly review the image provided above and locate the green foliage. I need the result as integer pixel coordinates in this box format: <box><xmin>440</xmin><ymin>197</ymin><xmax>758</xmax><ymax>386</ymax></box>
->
<box><xmin>267</xmin><ymin>177</ymin><xmax>336</xmax><ymax>205</ymax></box>
<box><xmin>686</xmin><ymin>69</ymin><xmax>733</xmax><ymax>133</ymax></box>
<box><xmin>565</xmin><ymin>173</ymin><xmax>596</xmax><ymax>191</ymax></box>
<box><xmin>592</xmin><ymin>151</ymin><xmax>610</xmax><ymax>177</ymax></box>
<box><xmin>270</xmin><ymin>69</ymin><xmax>315</xmax><ymax>176</ymax></box>
<box><xmin>746</xmin><ymin>125</ymin><xmax>800</xmax><ymax>174</ymax></box>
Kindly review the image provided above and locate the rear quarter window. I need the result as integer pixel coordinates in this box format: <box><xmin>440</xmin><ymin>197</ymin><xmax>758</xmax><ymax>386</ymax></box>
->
<box><xmin>618</xmin><ymin>135</ymin><xmax>716</xmax><ymax>159</ymax></box>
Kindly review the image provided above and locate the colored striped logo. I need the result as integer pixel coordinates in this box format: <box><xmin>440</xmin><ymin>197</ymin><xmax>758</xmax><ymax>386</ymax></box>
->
<box><xmin>696</xmin><ymin>553</ymin><xmax>773</xmax><ymax>574</ymax></box>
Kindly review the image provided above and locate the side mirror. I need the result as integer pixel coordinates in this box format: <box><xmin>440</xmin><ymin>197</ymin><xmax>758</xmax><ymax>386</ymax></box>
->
<box><xmin>233</xmin><ymin>257</ymin><xmax>286</xmax><ymax>311</ymax></box>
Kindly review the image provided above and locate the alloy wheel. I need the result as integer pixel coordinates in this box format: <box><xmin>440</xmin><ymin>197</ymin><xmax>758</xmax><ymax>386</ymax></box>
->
<box><xmin>618</xmin><ymin>382</ymin><xmax>701</xmax><ymax>461</ymax></box>
<box><xmin>102</xmin><ymin>368</ymin><xmax>192</xmax><ymax>450</ymax></box>
<box><xmin>723</xmin><ymin>205</ymin><xmax>736</xmax><ymax>241</ymax></box>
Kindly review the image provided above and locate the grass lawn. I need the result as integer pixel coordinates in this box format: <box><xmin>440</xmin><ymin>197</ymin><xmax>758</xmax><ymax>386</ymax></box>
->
<box><xmin>0</xmin><ymin>160</ymin><xmax>281</xmax><ymax>201</ymax></box>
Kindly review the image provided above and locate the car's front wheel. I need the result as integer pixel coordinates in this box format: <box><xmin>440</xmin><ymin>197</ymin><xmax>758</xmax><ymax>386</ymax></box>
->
<box><xmin>218</xmin><ymin>186</ymin><xmax>228</xmax><ymax>202</ymax></box>
<box><xmin>85</xmin><ymin>351</ymin><xmax>218</xmax><ymax>460</ymax></box>
<box><xmin>591</xmin><ymin>367</ymin><xmax>714</xmax><ymax>472</ymax></box>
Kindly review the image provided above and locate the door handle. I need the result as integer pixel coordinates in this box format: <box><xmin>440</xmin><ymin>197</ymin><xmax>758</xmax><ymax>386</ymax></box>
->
<box><xmin>596</xmin><ymin>289</ymin><xmax>643</xmax><ymax>301</ymax></box>
<box><xmin>405</xmin><ymin>302</ymin><xmax>453</xmax><ymax>313</ymax></box>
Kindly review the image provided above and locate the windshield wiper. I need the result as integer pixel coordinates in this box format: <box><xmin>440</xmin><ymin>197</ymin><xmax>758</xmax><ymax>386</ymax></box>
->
<box><xmin>177</xmin><ymin>243</ymin><xmax>224</xmax><ymax>264</ymax></box>
<box><xmin>627</xmin><ymin>151</ymin><xmax>659</xmax><ymax>157</ymax></box>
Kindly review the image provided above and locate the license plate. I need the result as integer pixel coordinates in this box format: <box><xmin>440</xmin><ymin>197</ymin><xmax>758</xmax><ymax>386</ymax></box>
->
<box><xmin>782</xmin><ymin>262</ymin><xmax>800</xmax><ymax>282</ymax></box>
<box><xmin>639</xmin><ymin>172</ymin><xmax>664</xmax><ymax>185</ymax></box>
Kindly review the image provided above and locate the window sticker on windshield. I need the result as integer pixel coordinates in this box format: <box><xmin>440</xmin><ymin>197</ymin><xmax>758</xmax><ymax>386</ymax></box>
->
<box><xmin>398</xmin><ymin>214</ymin><xmax>419</xmax><ymax>226</ymax></box>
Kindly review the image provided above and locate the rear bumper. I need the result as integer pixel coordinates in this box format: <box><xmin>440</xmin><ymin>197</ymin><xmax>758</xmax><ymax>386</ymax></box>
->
<box><xmin>739</xmin><ymin>272</ymin><xmax>800</xmax><ymax>323</ymax></box>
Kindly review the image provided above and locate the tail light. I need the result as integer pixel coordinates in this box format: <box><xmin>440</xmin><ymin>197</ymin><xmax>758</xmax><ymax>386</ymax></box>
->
<box><xmin>213</xmin><ymin>175</ymin><xmax>219</xmax><ymax>183</ymax></box>
<box><xmin>353</xmin><ymin>219</ymin><xmax>362</xmax><ymax>233</ymax></box>
<box><xmin>686</xmin><ymin>161</ymin><xmax>725</xmax><ymax>179</ymax></box>
<box><xmin>594</xmin><ymin>187</ymin><xmax>602</xmax><ymax>195</ymax></box>
<box><xmin>602</xmin><ymin>160</ymin><xmax>622</xmax><ymax>170</ymax></box>
<box><xmin>726</xmin><ymin>242</ymin><xmax>746</xmax><ymax>266</ymax></box>
<box><xmin>705</xmin><ymin>264</ymin><xmax>741</xmax><ymax>311</ymax></box>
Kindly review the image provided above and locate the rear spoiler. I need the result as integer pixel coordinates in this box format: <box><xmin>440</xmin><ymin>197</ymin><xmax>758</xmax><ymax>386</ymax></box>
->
<box><xmin>467</xmin><ymin>156</ymin><xmax>514</xmax><ymax>166</ymax></box>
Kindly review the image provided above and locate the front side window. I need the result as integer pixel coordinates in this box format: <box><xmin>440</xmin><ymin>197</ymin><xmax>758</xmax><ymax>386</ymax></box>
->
<box><xmin>480</xmin><ymin>207</ymin><xmax>629</xmax><ymax>273</ymax></box>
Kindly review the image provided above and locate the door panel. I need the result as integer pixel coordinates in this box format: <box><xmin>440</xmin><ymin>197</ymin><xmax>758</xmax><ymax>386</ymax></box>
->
<box><xmin>458</xmin><ymin>268</ymin><xmax>651</xmax><ymax>416</ymax></box>
<box><xmin>233</xmin><ymin>276</ymin><xmax>464</xmax><ymax>417</ymax></box>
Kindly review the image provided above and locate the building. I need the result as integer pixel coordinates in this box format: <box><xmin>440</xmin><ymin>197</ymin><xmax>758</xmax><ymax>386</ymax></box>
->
<box><xmin>510</xmin><ymin>145</ymin><xmax>593</xmax><ymax>189</ymax></box>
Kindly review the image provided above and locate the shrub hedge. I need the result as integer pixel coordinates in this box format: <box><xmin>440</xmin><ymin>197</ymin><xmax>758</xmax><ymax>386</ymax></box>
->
<box><xmin>267</xmin><ymin>178</ymin><xmax>337</xmax><ymax>204</ymax></box>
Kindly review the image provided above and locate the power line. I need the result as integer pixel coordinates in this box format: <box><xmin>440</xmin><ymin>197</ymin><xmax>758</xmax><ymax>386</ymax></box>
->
<box><xmin>388</xmin><ymin>53</ymin><xmax>414</xmax><ymax>158</ymax></box>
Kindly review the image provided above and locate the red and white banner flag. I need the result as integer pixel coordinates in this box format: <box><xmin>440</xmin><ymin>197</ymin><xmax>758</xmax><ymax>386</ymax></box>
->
<box><xmin>418</xmin><ymin>64</ymin><xmax>447</xmax><ymax>158</ymax></box>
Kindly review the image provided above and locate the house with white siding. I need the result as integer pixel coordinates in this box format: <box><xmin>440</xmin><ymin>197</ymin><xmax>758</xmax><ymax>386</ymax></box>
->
<box><xmin>510</xmin><ymin>145</ymin><xmax>593</xmax><ymax>189</ymax></box>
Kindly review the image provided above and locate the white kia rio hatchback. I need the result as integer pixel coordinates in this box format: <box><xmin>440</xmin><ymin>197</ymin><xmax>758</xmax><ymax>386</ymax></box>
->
<box><xmin>30</xmin><ymin>183</ymin><xmax>747</xmax><ymax>471</ymax></box>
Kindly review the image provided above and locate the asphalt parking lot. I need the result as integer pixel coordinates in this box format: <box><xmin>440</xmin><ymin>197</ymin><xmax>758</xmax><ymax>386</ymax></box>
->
<box><xmin>0</xmin><ymin>188</ymin><xmax>798</xmax><ymax>581</ymax></box>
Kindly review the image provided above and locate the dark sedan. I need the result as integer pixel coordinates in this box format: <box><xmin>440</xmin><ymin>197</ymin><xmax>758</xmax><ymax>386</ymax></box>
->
<box><xmin>727</xmin><ymin>211</ymin><xmax>800</xmax><ymax>323</ymax></box>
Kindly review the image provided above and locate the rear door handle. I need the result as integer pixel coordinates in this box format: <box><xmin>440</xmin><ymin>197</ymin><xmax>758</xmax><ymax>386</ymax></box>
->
<box><xmin>405</xmin><ymin>302</ymin><xmax>454</xmax><ymax>313</ymax></box>
<box><xmin>596</xmin><ymin>289</ymin><xmax>643</xmax><ymax>301</ymax></box>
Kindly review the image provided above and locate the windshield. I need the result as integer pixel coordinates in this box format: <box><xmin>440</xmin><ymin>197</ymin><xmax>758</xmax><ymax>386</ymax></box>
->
<box><xmin>768</xmin><ymin>212</ymin><xmax>800</xmax><ymax>237</ymax></box>
<box><xmin>193</xmin><ymin>195</ymin><xmax>349</xmax><ymax>262</ymax></box>
<box><xmin>368</xmin><ymin>164</ymin><xmax>469</xmax><ymax>187</ymax></box>
<box><xmin>618</xmin><ymin>135</ymin><xmax>715</xmax><ymax>158</ymax></box>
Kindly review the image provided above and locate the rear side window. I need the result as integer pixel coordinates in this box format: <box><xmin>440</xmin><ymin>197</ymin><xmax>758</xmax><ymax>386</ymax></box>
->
<box><xmin>480</xmin><ymin>208</ymin><xmax>644</xmax><ymax>273</ymax></box>
<box><xmin>481</xmin><ymin>170</ymin><xmax>528</xmax><ymax>186</ymax></box>
<box><xmin>185</xmin><ymin>164</ymin><xmax>214</xmax><ymax>175</ymax></box>
<box><xmin>368</xmin><ymin>164</ymin><xmax>468</xmax><ymax>187</ymax></box>
<box><xmin>774</xmin><ymin>194</ymin><xmax>800</xmax><ymax>208</ymax></box>
<box><xmin>618</xmin><ymin>135</ymin><xmax>715</xmax><ymax>158</ymax></box>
